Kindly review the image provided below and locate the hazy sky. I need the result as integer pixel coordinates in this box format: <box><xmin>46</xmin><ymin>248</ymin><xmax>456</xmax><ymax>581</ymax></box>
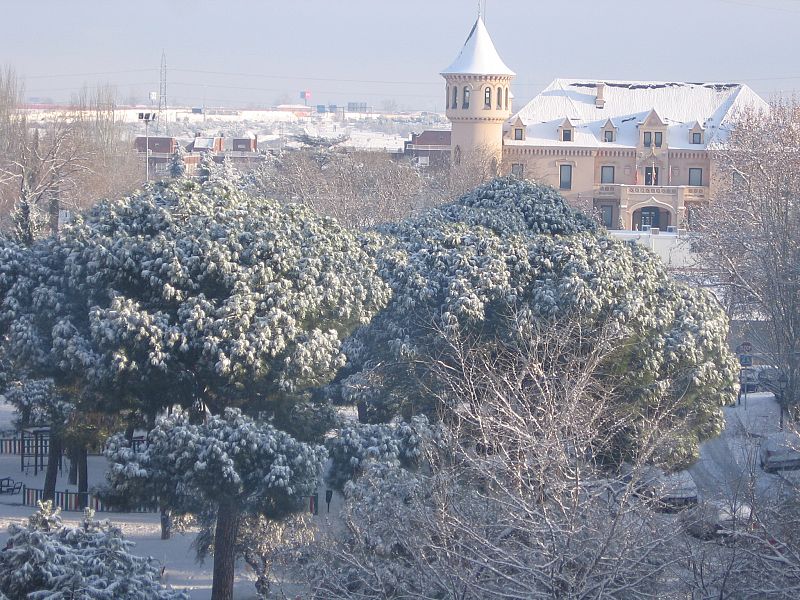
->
<box><xmin>6</xmin><ymin>0</ymin><xmax>800</xmax><ymax>110</ymax></box>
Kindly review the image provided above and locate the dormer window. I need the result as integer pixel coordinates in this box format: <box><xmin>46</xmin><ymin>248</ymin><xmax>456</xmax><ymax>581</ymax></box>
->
<box><xmin>462</xmin><ymin>87</ymin><xmax>470</xmax><ymax>109</ymax></box>
<box><xmin>514</xmin><ymin>128</ymin><xmax>523</xmax><ymax>140</ymax></box>
<box><xmin>643</xmin><ymin>132</ymin><xmax>652</xmax><ymax>147</ymax></box>
<box><xmin>558</xmin><ymin>118</ymin><xmax>574</xmax><ymax>142</ymax></box>
<box><xmin>654</xmin><ymin>132</ymin><xmax>663</xmax><ymax>147</ymax></box>
<box><xmin>689</xmin><ymin>122</ymin><xmax>705</xmax><ymax>145</ymax></box>
<box><xmin>484</xmin><ymin>87</ymin><xmax>492</xmax><ymax>109</ymax></box>
<box><xmin>601</xmin><ymin>119</ymin><xmax>617</xmax><ymax>143</ymax></box>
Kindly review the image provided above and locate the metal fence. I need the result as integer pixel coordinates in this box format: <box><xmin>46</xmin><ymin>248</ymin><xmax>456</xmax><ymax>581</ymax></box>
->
<box><xmin>21</xmin><ymin>486</ymin><xmax>157</xmax><ymax>513</ymax></box>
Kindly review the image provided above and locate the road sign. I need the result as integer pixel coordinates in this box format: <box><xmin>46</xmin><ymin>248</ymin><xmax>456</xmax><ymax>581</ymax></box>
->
<box><xmin>739</xmin><ymin>354</ymin><xmax>753</xmax><ymax>367</ymax></box>
<box><xmin>737</xmin><ymin>342</ymin><xmax>753</xmax><ymax>354</ymax></box>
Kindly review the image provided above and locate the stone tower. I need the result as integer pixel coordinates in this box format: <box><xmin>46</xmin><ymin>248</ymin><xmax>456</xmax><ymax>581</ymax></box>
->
<box><xmin>441</xmin><ymin>16</ymin><xmax>515</xmax><ymax>168</ymax></box>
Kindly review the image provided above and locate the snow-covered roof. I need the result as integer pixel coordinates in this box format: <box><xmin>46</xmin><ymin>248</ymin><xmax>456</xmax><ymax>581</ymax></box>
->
<box><xmin>441</xmin><ymin>16</ymin><xmax>515</xmax><ymax>77</ymax></box>
<box><xmin>508</xmin><ymin>79</ymin><xmax>768</xmax><ymax>149</ymax></box>
<box><xmin>193</xmin><ymin>137</ymin><xmax>217</xmax><ymax>149</ymax></box>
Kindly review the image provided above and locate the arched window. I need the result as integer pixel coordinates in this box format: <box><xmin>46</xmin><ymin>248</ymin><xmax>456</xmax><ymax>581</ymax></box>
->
<box><xmin>446</xmin><ymin>86</ymin><xmax>449</xmax><ymax>108</ymax></box>
<box><xmin>497</xmin><ymin>86</ymin><xmax>503</xmax><ymax>109</ymax></box>
<box><xmin>504</xmin><ymin>88</ymin><xmax>509</xmax><ymax>110</ymax></box>
<box><xmin>452</xmin><ymin>86</ymin><xmax>458</xmax><ymax>110</ymax></box>
<box><xmin>484</xmin><ymin>86</ymin><xmax>492</xmax><ymax>109</ymax></box>
<box><xmin>462</xmin><ymin>87</ymin><xmax>470</xmax><ymax>109</ymax></box>
<box><xmin>454</xmin><ymin>145</ymin><xmax>462</xmax><ymax>166</ymax></box>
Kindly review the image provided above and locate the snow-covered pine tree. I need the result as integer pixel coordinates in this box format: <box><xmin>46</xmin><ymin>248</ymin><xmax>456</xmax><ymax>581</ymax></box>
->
<box><xmin>0</xmin><ymin>177</ymin><xmax>389</xmax><ymax>437</ymax></box>
<box><xmin>168</xmin><ymin>142</ymin><xmax>186</xmax><ymax>178</ymax></box>
<box><xmin>332</xmin><ymin>177</ymin><xmax>737</xmax><ymax>468</ymax></box>
<box><xmin>0</xmin><ymin>501</ymin><xmax>187</xmax><ymax>599</ymax></box>
<box><xmin>103</xmin><ymin>408</ymin><xmax>325</xmax><ymax>600</ymax></box>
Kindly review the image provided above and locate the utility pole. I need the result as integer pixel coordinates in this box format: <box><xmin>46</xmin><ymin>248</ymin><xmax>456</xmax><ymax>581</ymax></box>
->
<box><xmin>159</xmin><ymin>50</ymin><xmax>168</xmax><ymax>135</ymax></box>
<box><xmin>138</xmin><ymin>112</ymin><xmax>158</xmax><ymax>181</ymax></box>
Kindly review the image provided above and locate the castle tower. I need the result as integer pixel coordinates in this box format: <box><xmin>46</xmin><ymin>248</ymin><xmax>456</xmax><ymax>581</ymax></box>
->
<box><xmin>441</xmin><ymin>16</ymin><xmax>515</xmax><ymax>168</ymax></box>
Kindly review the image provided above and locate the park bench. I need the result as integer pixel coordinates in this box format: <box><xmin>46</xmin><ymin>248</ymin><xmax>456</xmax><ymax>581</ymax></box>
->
<box><xmin>0</xmin><ymin>477</ymin><xmax>22</xmax><ymax>495</ymax></box>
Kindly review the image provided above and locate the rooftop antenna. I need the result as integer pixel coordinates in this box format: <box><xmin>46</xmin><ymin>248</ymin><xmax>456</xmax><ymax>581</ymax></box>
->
<box><xmin>158</xmin><ymin>50</ymin><xmax>168</xmax><ymax>135</ymax></box>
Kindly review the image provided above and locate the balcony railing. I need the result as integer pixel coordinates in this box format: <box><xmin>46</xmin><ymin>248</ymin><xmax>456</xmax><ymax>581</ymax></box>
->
<box><xmin>594</xmin><ymin>184</ymin><xmax>708</xmax><ymax>202</ymax></box>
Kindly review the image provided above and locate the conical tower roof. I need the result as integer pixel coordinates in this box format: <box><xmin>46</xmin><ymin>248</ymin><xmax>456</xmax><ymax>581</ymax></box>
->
<box><xmin>441</xmin><ymin>16</ymin><xmax>515</xmax><ymax>77</ymax></box>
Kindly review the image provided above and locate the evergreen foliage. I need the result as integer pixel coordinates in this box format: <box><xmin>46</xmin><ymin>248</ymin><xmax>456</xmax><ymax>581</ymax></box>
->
<box><xmin>103</xmin><ymin>407</ymin><xmax>326</xmax><ymax>518</ymax></box>
<box><xmin>0</xmin><ymin>178</ymin><xmax>389</xmax><ymax>432</ymax></box>
<box><xmin>0</xmin><ymin>501</ymin><xmax>186</xmax><ymax>599</ymax></box>
<box><xmin>326</xmin><ymin>416</ymin><xmax>432</xmax><ymax>490</ymax></box>
<box><xmin>334</xmin><ymin>177</ymin><xmax>737</xmax><ymax>467</ymax></box>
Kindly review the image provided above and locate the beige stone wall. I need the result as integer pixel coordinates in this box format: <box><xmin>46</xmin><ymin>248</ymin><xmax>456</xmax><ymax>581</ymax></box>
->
<box><xmin>444</xmin><ymin>74</ymin><xmax>513</xmax><ymax>165</ymax></box>
<box><xmin>503</xmin><ymin>144</ymin><xmax>714</xmax><ymax>230</ymax></box>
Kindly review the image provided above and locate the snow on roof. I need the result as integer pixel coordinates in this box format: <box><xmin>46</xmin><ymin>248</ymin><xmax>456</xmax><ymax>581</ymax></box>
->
<box><xmin>441</xmin><ymin>16</ymin><xmax>515</xmax><ymax>77</ymax></box>
<box><xmin>508</xmin><ymin>79</ymin><xmax>768</xmax><ymax>149</ymax></box>
<box><xmin>193</xmin><ymin>137</ymin><xmax>217</xmax><ymax>149</ymax></box>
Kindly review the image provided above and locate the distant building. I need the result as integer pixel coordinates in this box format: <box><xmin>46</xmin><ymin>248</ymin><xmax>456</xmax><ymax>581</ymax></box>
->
<box><xmin>404</xmin><ymin>130</ymin><xmax>451</xmax><ymax>167</ymax></box>
<box><xmin>191</xmin><ymin>136</ymin><xmax>224</xmax><ymax>153</ymax></box>
<box><xmin>441</xmin><ymin>16</ymin><xmax>769</xmax><ymax>230</ymax></box>
<box><xmin>231</xmin><ymin>135</ymin><xmax>258</xmax><ymax>152</ymax></box>
<box><xmin>134</xmin><ymin>136</ymin><xmax>177</xmax><ymax>154</ymax></box>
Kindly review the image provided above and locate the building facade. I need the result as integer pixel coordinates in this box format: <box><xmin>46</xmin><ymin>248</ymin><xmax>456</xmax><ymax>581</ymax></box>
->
<box><xmin>442</xmin><ymin>18</ymin><xmax>768</xmax><ymax>230</ymax></box>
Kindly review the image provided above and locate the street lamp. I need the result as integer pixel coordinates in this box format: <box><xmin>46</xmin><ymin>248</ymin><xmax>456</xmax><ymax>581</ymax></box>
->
<box><xmin>778</xmin><ymin>372</ymin><xmax>788</xmax><ymax>430</ymax></box>
<box><xmin>138</xmin><ymin>111</ymin><xmax>158</xmax><ymax>181</ymax></box>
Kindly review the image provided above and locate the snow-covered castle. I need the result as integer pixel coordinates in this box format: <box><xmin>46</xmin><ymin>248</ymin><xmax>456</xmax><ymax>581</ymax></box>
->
<box><xmin>441</xmin><ymin>15</ymin><xmax>768</xmax><ymax>231</ymax></box>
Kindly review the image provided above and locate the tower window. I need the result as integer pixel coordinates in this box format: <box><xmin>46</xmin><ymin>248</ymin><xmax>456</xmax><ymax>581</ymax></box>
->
<box><xmin>505</xmin><ymin>88</ymin><xmax>509</xmax><ymax>110</ymax></box>
<box><xmin>462</xmin><ymin>87</ymin><xmax>470</xmax><ymax>109</ymax></box>
<box><xmin>454</xmin><ymin>145</ymin><xmax>462</xmax><ymax>166</ymax></box>
<box><xmin>446</xmin><ymin>86</ymin><xmax>449</xmax><ymax>108</ymax></box>
<box><xmin>451</xmin><ymin>86</ymin><xmax>458</xmax><ymax>110</ymax></box>
<box><xmin>484</xmin><ymin>87</ymin><xmax>492</xmax><ymax>109</ymax></box>
<box><xmin>497</xmin><ymin>87</ymin><xmax>503</xmax><ymax>109</ymax></box>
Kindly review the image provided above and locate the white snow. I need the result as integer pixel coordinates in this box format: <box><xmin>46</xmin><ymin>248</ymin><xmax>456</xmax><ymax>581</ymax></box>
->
<box><xmin>441</xmin><ymin>16</ymin><xmax>515</xmax><ymax>77</ymax></box>
<box><xmin>509</xmin><ymin>79</ymin><xmax>769</xmax><ymax>149</ymax></box>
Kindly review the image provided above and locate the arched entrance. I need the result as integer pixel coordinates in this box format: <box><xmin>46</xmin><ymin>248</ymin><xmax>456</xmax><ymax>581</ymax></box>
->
<box><xmin>632</xmin><ymin>206</ymin><xmax>671</xmax><ymax>230</ymax></box>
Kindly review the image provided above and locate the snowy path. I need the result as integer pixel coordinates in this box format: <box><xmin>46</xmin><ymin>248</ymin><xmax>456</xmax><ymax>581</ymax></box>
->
<box><xmin>689</xmin><ymin>392</ymin><xmax>789</xmax><ymax>503</ymax></box>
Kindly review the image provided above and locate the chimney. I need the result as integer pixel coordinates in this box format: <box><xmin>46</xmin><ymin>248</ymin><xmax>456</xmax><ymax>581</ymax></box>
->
<box><xmin>595</xmin><ymin>82</ymin><xmax>606</xmax><ymax>109</ymax></box>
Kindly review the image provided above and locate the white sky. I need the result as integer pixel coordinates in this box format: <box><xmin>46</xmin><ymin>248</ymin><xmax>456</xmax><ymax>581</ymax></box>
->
<box><xmin>6</xmin><ymin>0</ymin><xmax>800</xmax><ymax>110</ymax></box>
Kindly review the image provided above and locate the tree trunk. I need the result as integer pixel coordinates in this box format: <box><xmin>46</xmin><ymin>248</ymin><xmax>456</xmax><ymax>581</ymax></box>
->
<box><xmin>68</xmin><ymin>444</ymin><xmax>78</xmax><ymax>485</ymax></box>
<box><xmin>124</xmin><ymin>423</ymin><xmax>135</xmax><ymax>444</ymax></box>
<box><xmin>77</xmin><ymin>445</ymin><xmax>88</xmax><ymax>509</ymax></box>
<box><xmin>42</xmin><ymin>432</ymin><xmax>62</xmax><ymax>502</ymax></box>
<box><xmin>160</xmin><ymin>506</ymin><xmax>171</xmax><ymax>540</ymax></box>
<box><xmin>210</xmin><ymin>501</ymin><xmax>240</xmax><ymax>600</ymax></box>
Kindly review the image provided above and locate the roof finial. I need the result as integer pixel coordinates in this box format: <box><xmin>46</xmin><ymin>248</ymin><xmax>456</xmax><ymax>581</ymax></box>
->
<box><xmin>477</xmin><ymin>0</ymin><xmax>481</xmax><ymax>18</ymax></box>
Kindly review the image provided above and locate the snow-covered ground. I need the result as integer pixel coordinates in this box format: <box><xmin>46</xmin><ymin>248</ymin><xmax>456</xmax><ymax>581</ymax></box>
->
<box><xmin>0</xmin><ymin>391</ymin><xmax>791</xmax><ymax>597</ymax></box>
<box><xmin>689</xmin><ymin>391</ymin><xmax>794</xmax><ymax>503</ymax></box>
<box><xmin>0</xmin><ymin>398</ymin><xmax>341</xmax><ymax>599</ymax></box>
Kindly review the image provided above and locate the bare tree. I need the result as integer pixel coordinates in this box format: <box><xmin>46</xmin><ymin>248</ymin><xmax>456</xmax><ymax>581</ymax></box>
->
<box><xmin>250</xmin><ymin>150</ymin><xmax>427</xmax><ymax>228</ymax></box>
<box><xmin>309</xmin><ymin>320</ymin><xmax>707</xmax><ymax>599</ymax></box>
<box><xmin>0</xmin><ymin>74</ymin><xmax>141</xmax><ymax>243</ymax></box>
<box><xmin>696</xmin><ymin>99</ymin><xmax>800</xmax><ymax>412</ymax></box>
